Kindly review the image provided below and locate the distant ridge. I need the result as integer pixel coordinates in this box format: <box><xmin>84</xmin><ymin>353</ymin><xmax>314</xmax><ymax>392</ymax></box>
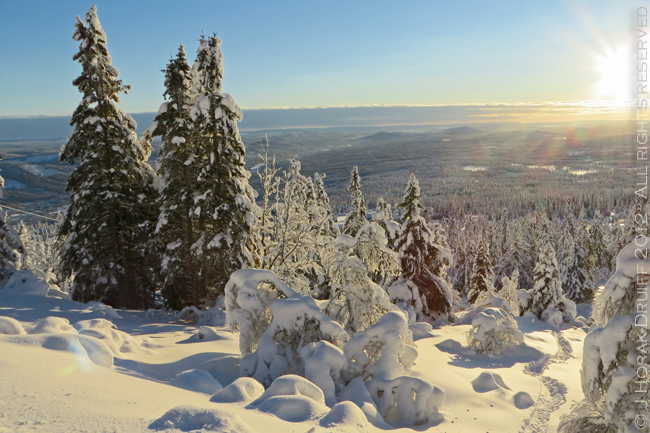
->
<box><xmin>439</xmin><ymin>125</ymin><xmax>482</xmax><ymax>135</ymax></box>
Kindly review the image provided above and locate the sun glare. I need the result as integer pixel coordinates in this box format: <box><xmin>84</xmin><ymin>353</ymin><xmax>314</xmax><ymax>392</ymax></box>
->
<box><xmin>595</xmin><ymin>45</ymin><xmax>631</xmax><ymax>100</ymax></box>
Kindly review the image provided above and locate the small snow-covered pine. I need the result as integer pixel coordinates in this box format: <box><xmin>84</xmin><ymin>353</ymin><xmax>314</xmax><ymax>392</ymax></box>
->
<box><xmin>392</xmin><ymin>173</ymin><xmax>454</xmax><ymax>322</ymax></box>
<box><xmin>528</xmin><ymin>241</ymin><xmax>565</xmax><ymax>318</ymax></box>
<box><xmin>0</xmin><ymin>162</ymin><xmax>23</xmax><ymax>282</ymax></box>
<box><xmin>467</xmin><ymin>236</ymin><xmax>495</xmax><ymax>304</ymax></box>
<box><xmin>343</xmin><ymin>166</ymin><xmax>367</xmax><ymax>238</ymax></box>
<box><xmin>561</xmin><ymin>220</ymin><xmax>595</xmax><ymax>303</ymax></box>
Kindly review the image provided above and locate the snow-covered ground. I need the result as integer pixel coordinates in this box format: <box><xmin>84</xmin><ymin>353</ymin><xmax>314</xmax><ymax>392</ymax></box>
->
<box><xmin>0</xmin><ymin>287</ymin><xmax>586</xmax><ymax>433</ymax></box>
<box><xmin>21</xmin><ymin>165</ymin><xmax>65</xmax><ymax>177</ymax></box>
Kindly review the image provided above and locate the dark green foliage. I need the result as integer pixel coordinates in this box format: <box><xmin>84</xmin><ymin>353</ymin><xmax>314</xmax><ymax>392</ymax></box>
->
<box><xmin>57</xmin><ymin>6</ymin><xmax>158</xmax><ymax>308</ymax></box>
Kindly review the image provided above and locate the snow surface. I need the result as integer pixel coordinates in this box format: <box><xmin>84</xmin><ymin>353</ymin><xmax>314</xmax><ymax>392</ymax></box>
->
<box><xmin>0</xmin><ymin>275</ymin><xmax>587</xmax><ymax>432</ymax></box>
<box><xmin>21</xmin><ymin>164</ymin><xmax>65</xmax><ymax>177</ymax></box>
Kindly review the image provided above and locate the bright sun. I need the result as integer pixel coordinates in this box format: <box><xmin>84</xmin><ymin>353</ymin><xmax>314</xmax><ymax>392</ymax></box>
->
<box><xmin>595</xmin><ymin>45</ymin><xmax>630</xmax><ymax>100</ymax></box>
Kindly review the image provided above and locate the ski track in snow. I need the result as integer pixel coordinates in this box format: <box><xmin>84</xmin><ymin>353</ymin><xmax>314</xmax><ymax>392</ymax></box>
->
<box><xmin>520</xmin><ymin>331</ymin><xmax>572</xmax><ymax>433</ymax></box>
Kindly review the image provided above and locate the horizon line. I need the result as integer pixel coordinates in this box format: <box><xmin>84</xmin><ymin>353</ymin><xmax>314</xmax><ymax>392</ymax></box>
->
<box><xmin>0</xmin><ymin>100</ymin><xmax>634</xmax><ymax>120</ymax></box>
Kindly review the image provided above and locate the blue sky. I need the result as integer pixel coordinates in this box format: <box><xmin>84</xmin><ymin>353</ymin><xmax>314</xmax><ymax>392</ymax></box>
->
<box><xmin>0</xmin><ymin>0</ymin><xmax>638</xmax><ymax>117</ymax></box>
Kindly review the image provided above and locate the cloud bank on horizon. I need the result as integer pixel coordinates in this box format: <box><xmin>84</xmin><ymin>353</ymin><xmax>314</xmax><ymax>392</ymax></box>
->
<box><xmin>0</xmin><ymin>101</ymin><xmax>633</xmax><ymax>142</ymax></box>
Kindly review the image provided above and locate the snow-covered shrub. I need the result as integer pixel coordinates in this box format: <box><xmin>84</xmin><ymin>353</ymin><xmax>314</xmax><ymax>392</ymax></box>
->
<box><xmin>387</xmin><ymin>278</ymin><xmax>423</xmax><ymax>321</ymax></box>
<box><xmin>559</xmin><ymin>242</ymin><xmax>650</xmax><ymax>433</ymax></box>
<box><xmin>372</xmin><ymin>196</ymin><xmax>399</xmax><ymax>248</ymax></box>
<box><xmin>343</xmin><ymin>311</ymin><xmax>417</xmax><ymax>382</ymax></box>
<box><xmin>497</xmin><ymin>269</ymin><xmax>519</xmax><ymax>313</ymax></box>
<box><xmin>300</xmin><ymin>341</ymin><xmax>348</xmax><ymax>406</ymax></box>
<box><xmin>466</xmin><ymin>307</ymin><xmax>524</xmax><ymax>354</ymax></box>
<box><xmin>365</xmin><ymin>375</ymin><xmax>445</xmax><ymax>426</ymax></box>
<box><xmin>225</xmin><ymin>269</ymin><xmax>299</xmax><ymax>356</ymax></box>
<box><xmin>473</xmin><ymin>290</ymin><xmax>512</xmax><ymax>313</ymax></box>
<box><xmin>239</xmin><ymin>292</ymin><xmax>348</xmax><ymax>387</ymax></box>
<box><xmin>323</xmin><ymin>233</ymin><xmax>396</xmax><ymax>334</ymax></box>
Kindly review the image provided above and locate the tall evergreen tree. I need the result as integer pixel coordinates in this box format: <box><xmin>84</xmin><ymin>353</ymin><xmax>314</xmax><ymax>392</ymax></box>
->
<box><xmin>148</xmin><ymin>45</ymin><xmax>200</xmax><ymax>309</ymax></box>
<box><xmin>343</xmin><ymin>166</ymin><xmax>367</xmax><ymax>237</ymax></box>
<box><xmin>57</xmin><ymin>6</ymin><xmax>157</xmax><ymax>308</ymax></box>
<box><xmin>189</xmin><ymin>35</ymin><xmax>260</xmax><ymax>298</ymax></box>
<box><xmin>393</xmin><ymin>173</ymin><xmax>454</xmax><ymax>321</ymax></box>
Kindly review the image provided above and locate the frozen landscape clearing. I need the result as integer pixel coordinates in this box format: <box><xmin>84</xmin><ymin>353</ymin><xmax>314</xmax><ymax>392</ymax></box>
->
<box><xmin>0</xmin><ymin>277</ymin><xmax>586</xmax><ymax>433</ymax></box>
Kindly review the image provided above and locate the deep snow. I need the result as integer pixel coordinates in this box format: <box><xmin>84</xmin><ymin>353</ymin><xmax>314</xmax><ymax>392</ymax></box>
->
<box><xmin>0</xmin><ymin>283</ymin><xmax>586</xmax><ymax>433</ymax></box>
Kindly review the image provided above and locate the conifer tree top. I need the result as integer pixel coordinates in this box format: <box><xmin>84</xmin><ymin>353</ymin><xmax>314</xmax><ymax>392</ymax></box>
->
<box><xmin>192</xmin><ymin>34</ymin><xmax>224</xmax><ymax>96</ymax></box>
<box><xmin>72</xmin><ymin>5</ymin><xmax>129</xmax><ymax>105</ymax></box>
<box><xmin>399</xmin><ymin>173</ymin><xmax>423</xmax><ymax>222</ymax></box>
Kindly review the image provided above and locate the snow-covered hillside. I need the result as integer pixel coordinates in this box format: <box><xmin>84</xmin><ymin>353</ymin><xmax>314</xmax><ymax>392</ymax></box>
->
<box><xmin>0</xmin><ymin>273</ymin><xmax>586</xmax><ymax>433</ymax></box>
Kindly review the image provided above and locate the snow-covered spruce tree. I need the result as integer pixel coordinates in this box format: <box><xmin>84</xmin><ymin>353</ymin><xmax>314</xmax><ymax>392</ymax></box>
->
<box><xmin>343</xmin><ymin>166</ymin><xmax>367</xmax><ymax>238</ymax></box>
<box><xmin>57</xmin><ymin>6</ymin><xmax>157</xmax><ymax>308</ymax></box>
<box><xmin>0</xmin><ymin>160</ymin><xmax>23</xmax><ymax>282</ymax></box>
<box><xmin>561</xmin><ymin>221</ymin><xmax>596</xmax><ymax>303</ymax></box>
<box><xmin>188</xmin><ymin>34</ymin><xmax>260</xmax><ymax>299</ymax></box>
<box><xmin>558</xmin><ymin>242</ymin><xmax>650</xmax><ymax>433</ymax></box>
<box><xmin>527</xmin><ymin>240</ymin><xmax>574</xmax><ymax>323</ymax></box>
<box><xmin>390</xmin><ymin>173</ymin><xmax>454</xmax><ymax>322</ymax></box>
<box><xmin>313</xmin><ymin>172</ymin><xmax>338</xmax><ymax>238</ymax></box>
<box><xmin>467</xmin><ymin>236</ymin><xmax>495</xmax><ymax>304</ymax></box>
<box><xmin>589</xmin><ymin>210</ymin><xmax>614</xmax><ymax>271</ymax></box>
<box><xmin>147</xmin><ymin>45</ymin><xmax>201</xmax><ymax>309</ymax></box>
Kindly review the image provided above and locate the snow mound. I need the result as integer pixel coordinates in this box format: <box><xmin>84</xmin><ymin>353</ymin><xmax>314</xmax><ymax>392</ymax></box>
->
<box><xmin>76</xmin><ymin>324</ymin><xmax>146</xmax><ymax>355</ymax></box>
<box><xmin>409</xmin><ymin>322</ymin><xmax>433</xmax><ymax>341</ymax></box>
<box><xmin>257</xmin><ymin>395</ymin><xmax>329</xmax><ymax>422</ymax></box>
<box><xmin>171</xmin><ymin>369</ymin><xmax>223</xmax><ymax>395</ymax></box>
<box><xmin>29</xmin><ymin>316</ymin><xmax>77</xmax><ymax>334</ymax></box>
<box><xmin>149</xmin><ymin>405</ymin><xmax>256</xmax><ymax>432</ymax></box>
<box><xmin>196</xmin><ymin>326</ymin><xmax>222</xmax><ymax>341</ymax></box>
<box><xmin>210</xmin><ymin>377</ymin><xmax>265</xmax><ymax>404</ymax></box>
<box><xmin>514</xmin><ymin>391</ymin><xmax>535</xmax><ymax>409</ymax></box>
<box><xmin>251</xmin><ymin>374</ymin><xmax>326</xmax><ymax>406</ymax></box>
<box><xmin>73</xmin><ymin>318</ymin><xmax>115</xmax><ymax>331</ymax></box>
<box><xmin>85</xmin><ymin>301</ymin><xmax>121</xmax><ymax>319</ymax></box>
<box><xmin>7</xmin><ymin>333</ymin><xmax>114</xmax><ymax>367</ymax></box>
<box><xmin>3</xmin><ymin>270</ymin><xmax>50</xmax><ymax>296</ymax></box>
<box><xmin>0</xmin><ymin>316</ymin><xmax>25</xmax><ymax>335</ymax></box>
<box><xmin>471</xmin><ymin>371</ymin><xmax>511</xmax><ymax>393</ymax></box>
<box><xmin>320</xmin><ymin>401</ymin><xmax>369</xmax><ymax>432</ymax></box>
<box><xmin>337</xmin><ymin>377</ymin><xmax>392</xmax><ymax>428</ymax></box>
